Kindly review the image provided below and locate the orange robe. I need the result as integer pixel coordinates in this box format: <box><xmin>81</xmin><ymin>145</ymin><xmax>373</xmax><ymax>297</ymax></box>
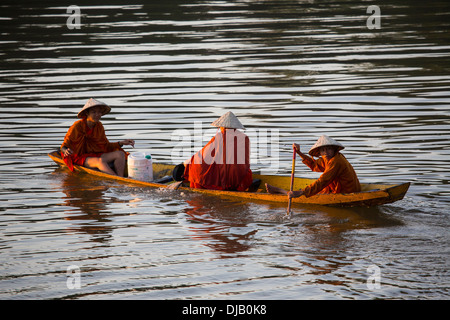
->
<box><xmin>183</xmin><ymin>128</ymin><xmax>253</xmax><ymax>191</ymax></box>
<box><xmin>301</xmin><ymin>153</ymin><xmax>361</xmax><ymax>197</ymax></box>
<box><xmin>61</xmin><ymin>119</ymin><xmax>124</xmax><ymax>171</ymax></box>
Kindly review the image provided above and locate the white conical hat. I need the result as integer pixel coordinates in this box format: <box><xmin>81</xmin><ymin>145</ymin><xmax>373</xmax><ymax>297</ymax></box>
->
<box><xmin>308</xmin><ymin>135</ymin><xmax>345</xmax><ymax>157</ymax></box>
<box><xmin>77</xmin><ymin>98</ymin><xmax>111</xmax><ymax>118</ymax></box>
<box><xmin>211</xmin><ymin>111</ymin><xmax>245</xmax><ymax>129</ymax></box>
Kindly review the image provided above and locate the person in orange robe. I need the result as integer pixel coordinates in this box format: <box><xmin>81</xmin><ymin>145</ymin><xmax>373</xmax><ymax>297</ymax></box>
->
<box><xmin>266</xmin><ymin>135</ymin><xmax>361</xmax><ymax>198</ymax></box>
<box><xmin>60</xmin><ymin>98</ymin><xmax>135</xmax><ymax>176</ymax></box>
<box><xmin>183</xmin><ymin>112</ymin><xmax>253</xmax><ymax>191</ymax></box>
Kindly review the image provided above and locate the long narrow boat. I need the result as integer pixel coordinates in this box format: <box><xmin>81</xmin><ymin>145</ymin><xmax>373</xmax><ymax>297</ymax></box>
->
<box><xmin>48</xmin><ymin>151</ymin><xmax>409</xmax><ymax>207</ymax></box>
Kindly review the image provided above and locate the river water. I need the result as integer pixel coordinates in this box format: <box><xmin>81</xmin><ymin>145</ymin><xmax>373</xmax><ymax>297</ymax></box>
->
<box><xmin>0</xmin><ymin>0</ymin><xmax>449</xmax><ymax>300</ymax></box>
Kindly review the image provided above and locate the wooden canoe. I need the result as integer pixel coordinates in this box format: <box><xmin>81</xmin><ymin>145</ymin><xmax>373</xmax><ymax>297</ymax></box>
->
<box><xmin>48</xmin><ymin>151</ymin><xmax>409</xmax><ymax>207</ymax></box>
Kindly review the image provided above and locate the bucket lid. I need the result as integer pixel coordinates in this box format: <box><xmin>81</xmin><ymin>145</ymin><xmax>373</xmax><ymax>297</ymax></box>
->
<box><xmin>129</xmin><ymin>152</ymin><xmax>145</xmax><ymax>159</ymax></box>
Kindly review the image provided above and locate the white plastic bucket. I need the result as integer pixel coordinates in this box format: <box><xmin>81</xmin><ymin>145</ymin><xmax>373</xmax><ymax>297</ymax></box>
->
<box><xmin>127</xmin><ymin>152</ymin><xmax>153</xmax><ymax>182</ymax></box>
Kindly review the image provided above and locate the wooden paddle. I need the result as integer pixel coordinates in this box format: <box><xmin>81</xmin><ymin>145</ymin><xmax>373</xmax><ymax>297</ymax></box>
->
<box><xmin>167</xmin><ymin>181</ymin><xmax>183</xmax><ymax>190</ymax></box>
<box><xmin>287</xmin><ymin>149</ymin><xmax>296</xmax><ymax>214</ymax></box>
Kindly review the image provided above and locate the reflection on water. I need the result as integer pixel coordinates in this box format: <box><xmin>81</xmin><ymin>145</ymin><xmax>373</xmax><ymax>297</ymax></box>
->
<box><xmin>59</xmin><ymin>170</ymin><xmax>114</xmax><ymax>243</ymax></box>
<box><xmin>0</xmin><ymin>0</ymin><xmax>449</xmax><ymax>299</ymax></box>
<box><xmin>184</xmin><ymin>196</ymin><xmax>258</xmax><ymax>256</ymax></box>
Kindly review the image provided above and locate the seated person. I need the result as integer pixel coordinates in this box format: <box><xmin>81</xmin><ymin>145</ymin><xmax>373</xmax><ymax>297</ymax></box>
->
<box><xmin>266</xmin><ymin>135</ymin><xmax>361</xmax><ymax>198</ymax></box>
<box><xmin>183</xmin><ymin>112</ymin><xmax>254</xmax><ymax>191</ymax></box>
<box><xmin>60</xmin><ymin>98</ymin><xmax>135</xmax><ymax>176</ymax></box>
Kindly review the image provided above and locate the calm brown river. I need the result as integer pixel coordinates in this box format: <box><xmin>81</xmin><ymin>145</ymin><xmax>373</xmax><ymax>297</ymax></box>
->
<box><xmin>0</xmin><ymin>0</ymin><xmax>449</xmax><ymax>300</ymax></box>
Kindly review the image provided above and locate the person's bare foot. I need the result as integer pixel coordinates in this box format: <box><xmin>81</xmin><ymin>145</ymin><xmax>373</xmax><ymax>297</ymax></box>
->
<box><xmin>265</xmin><ymin>183</ymin><xmax>287</xmax><ymax>195</ymax></box>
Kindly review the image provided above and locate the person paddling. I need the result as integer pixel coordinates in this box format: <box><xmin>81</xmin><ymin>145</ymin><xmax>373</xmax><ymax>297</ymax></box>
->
<box><xmin>60</xmin><ymin>98</ymin><xmax>135</xmax><ymax>176</ymax></box>
<box><xmin>266</xmin><ymin>135</ymin><xmax>361</xmax><ymax>199</ymax></box>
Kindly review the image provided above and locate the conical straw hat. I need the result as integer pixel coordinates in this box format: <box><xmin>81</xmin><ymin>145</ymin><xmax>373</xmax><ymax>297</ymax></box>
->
<box><xmin>211</xmin><ymin>111</ymin><xmax>245</xmax><ymax>129</ymax></box>
<box><xmin>77</xmin><ymin>98</ymin><xmax>111</xmax><ymax>118</ymax></box>
<box><xmin>308</xmin><ymin>135</ymin><xmax>345</xmax><ymax>157</ymax></box>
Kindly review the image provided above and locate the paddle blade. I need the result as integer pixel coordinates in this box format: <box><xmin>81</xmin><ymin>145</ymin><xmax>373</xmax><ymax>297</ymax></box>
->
<box><xmin>167</xmin><ymin>181</ymin><xmax>183</xmax><ymax>190</ymax></box>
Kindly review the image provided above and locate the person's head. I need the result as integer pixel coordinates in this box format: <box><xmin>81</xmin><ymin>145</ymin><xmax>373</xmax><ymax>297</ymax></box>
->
<box><xmin>211</xmin><ymin>111</ymin><xmax>245</xmax><ymax>130</ymax></box>
<box><xmin>77</xmin><ymin>98</ymin><xmax>111</xmax><ymax>119</ymax></box>
<box><xmin>319</xmin><ymin>145</ymin><xmax>339</xmax><ymax>160</ymax></box>
<box><xmin>308</xmin><ymin>135</ymin><xmax>344</xmax><ymax>158</ymax></box>
<box><xmin>86</xmin><ymin>105</ymin><xmax>105</xmax><ymax>123</ymax></box>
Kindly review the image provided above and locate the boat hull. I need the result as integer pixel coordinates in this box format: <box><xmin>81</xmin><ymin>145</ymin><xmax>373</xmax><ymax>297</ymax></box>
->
<box><xmin>48</xmin><ymin>151</ymin><xmax>409</xmax><ymax>207</ymax></box>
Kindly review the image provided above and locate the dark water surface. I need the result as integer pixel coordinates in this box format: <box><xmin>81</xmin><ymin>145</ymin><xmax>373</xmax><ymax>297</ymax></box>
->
<box><xmin>0</xmin><ymin>1</ymin><xmax>449</xmax><ymax>299</ymax></box>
